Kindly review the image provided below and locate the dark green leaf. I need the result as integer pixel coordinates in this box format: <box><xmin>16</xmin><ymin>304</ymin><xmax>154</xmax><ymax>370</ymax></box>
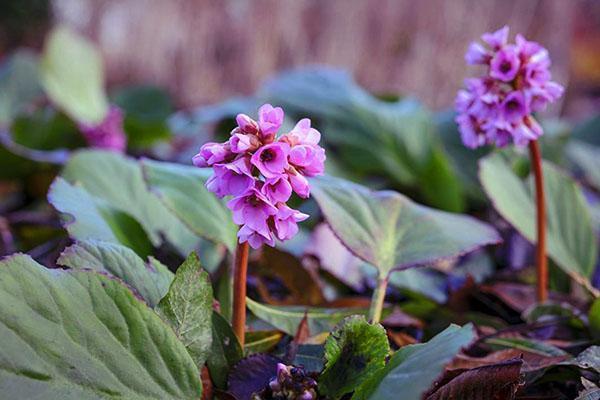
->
<box><xmin>261</xmin><ymin>67</ymin><xmax>465</xmax><ymax>211</ymax></box>
<box><xmin>112</xmin><ymin>85</ymin><xmax>173</xmax><ymax>147</ymax></box>
<box><xmin>207</xmin><ymin>311</ymin><xmax>243</xmax><ymax>389</ymax></box>
<box><xmin>157</xmin><ymin>253</ymin><xmax>213</xmax><ymax>369</ymax></box>
<box><xmin>353</xmin><ymin>324</ymin><xmax>475</xmax><ymax>400</ymax></box>
<box><xmin>320</xmin><ymin>316</ymin><xmax>390</xmax><ymax>399</ymax></box>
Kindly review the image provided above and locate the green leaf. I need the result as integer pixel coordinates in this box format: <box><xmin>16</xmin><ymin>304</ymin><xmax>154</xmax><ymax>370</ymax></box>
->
<box><xmin>0</xmin><ymin>108</ymin><xmax>81</xmax><ymax>179</ymax></box>
<box><xmin>572</xmin><ymin>115</ymin><xmax>600</xmax><ymax>146</ymax></box>
<box><xmin>590</xmin><ymin>298</ymin><xmax>600</xmax><ymax>338</ymax></box>
<box><xmin>40</xmin><ymin>26</ymin><xmax>109</xmax><ymax>124</ymax></box>
<box><xmin>261</xmin><ymin>67</ymin><xmax>465</xmax><ymax>211</ymax></box>
<box><xmin>485</xmin><ymin>337</ymin><xmax>567</xmax><ymax>357</ymax></box>
<box><xmin>567</xmin><ymin>141</ymin><xmax>600</xmax><ymax>191</ymax></box>
<box><xmin>48</xmin><ymin>177</ymin><xmax>154</xmax><ymax>257</ymax></box>
<box><xmin>0</xmin><ymin>50</ymin><xmax>41</xmax><ymax>126</ymax></box>
<box><xmin>57</xmin><ymin>150</ymin><xmax>200</xmax><ymax>255</ymax></box>
<box><xmin>0</xmin><ymin>254</ymin><xmax>201</xmax><ymax>399</ymax></box>
<box><xmin>479</xmin><ymin>153</ymin><xmax>598</xmax><ymax>283</ymax></box>
<box><xmin>311</xmin><ymin>175</ymin><xmax>500</xmax><ymax>279</ymax></box>
<box><xmin>320</xmin><ymin>316</ymin><xmax>390</xmax><ymax>399</ymax></box>
<box><xmin>353</xmin><ymin>324</ymin><xmax>475</xmax><ymax>400</ymax></box>
<box><xmin>157</xmin><ymin>253</ymin><xmax>213</xmax><ymax>370</ymax></box>
<box><xmin>142</xmin><ymin>159</ymin><xmax>237</xmax><ymax>252</ymax></box>
<box><xmin>207</xmin><ymin>311</ymin><xmax>243</xmax><ymax>389</ymax></box>
<box><xmin>246</xmin><ymin>297</ymin><xmax>363</xmax><ymax>336</ymax></box>
<box><xmin>244</xmin><ymin>331</ymin><xmax>284</xmax><ymax>354</ymax></box>
<box><xmin>57</xmin><ymin>239</ymin><xmax>173</xmax><ymax>307</ymax></box>
<box><xmin>112</xmin><ymin>85</ymin><xmax>173</xmax><ymax>147</ymax></box>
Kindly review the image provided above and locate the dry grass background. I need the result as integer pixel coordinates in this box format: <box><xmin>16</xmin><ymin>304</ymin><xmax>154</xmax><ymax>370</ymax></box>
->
<box><xmin>52</xmin><ymin>0</ymin><xmax>594</xmax><ymax>113</ymax></box>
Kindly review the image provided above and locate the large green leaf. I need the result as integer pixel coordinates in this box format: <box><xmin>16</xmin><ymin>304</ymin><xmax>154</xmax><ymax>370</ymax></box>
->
<box><xmin>112</xmin><ymin>85</ymin><xmax>172</xmax><ymax>147</ymax></box>
<box><xmin>246</xmin><ymin>297</ymin><xmax>363</xmax><ymax>336</ymax></box>
<box><xmin>311</xmin><ymin>175</ymin><xmax>500</xmax><ymax>279</ymax></box>
<box><xmin>0</xmin><ymin>108</ymin><xmax>81</xmax><ymax>179</ymax></box>
<box><xmin>157</xmin><ymin>253</ymin><xmax>213</xmax><ymax>370</ymax></box>
<box><xmin>0</xmin><ymin>254</ymin><xmax>201</xmax><ymax>399</ymax></box>
<box><xmin>567</xmin><ymin>140</ymin><xmax>600</xmax><ymax>191</ymax></box>
<box><xmin>0</xmin><ymin>50</ymin><xmax>41</xmax><ymax>126</ymax></box>
<box><xmin>353</xmin><ymin>324</ymin><xmax>475</xmax><ymax>400</ymax></box>
<box><xmin>320</xmin><ymin>316</ymin><xmax>390</xmax><ymax>399</ymax></box>
<box><xmin>207</xmin><ymin>311</ymin><xmax>243</xmax><ymax>389</ymax></box>
<box><xmin>142</xmin><ymin>159</ymin><xmax>237</xmax><ymax>252</ymax></box>
<box><xmin>572</xmin><ymin>115</ymin><xmax>600</xmax><ymax>147</ymax></box>
<box><xmin>479</xmin><ymin>153</ymin><xmax>597</xmax><ymax>284</ymax></box>
<box><xmin>40</xmin><ymin>26</ymin><xmax>109</xmax><ymax>124</ymax></box>
<box><xmin>57</xmin><ymin>150</ymin><xmax>200</xmax><ymax>255</ymax></box>
<box><xmin>57</xmin><ymin>240</ymin><xmax>173</xmax><ymax>307</ymax></box>
<box><xmin>261</xmin><ymin>67</ymin><xmax>465</xmax><ymax>212</ymax></box>
<box><xmin>48</xmin><ymin>177</ymin><xmax>154</xmax><ymax>257</ymax></box>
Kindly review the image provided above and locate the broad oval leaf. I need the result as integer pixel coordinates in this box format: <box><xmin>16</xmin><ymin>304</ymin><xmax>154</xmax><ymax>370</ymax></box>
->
<box><xmin>353</xmin><ymin>324</ymin><xmax>475</xmax><ymax>400</ymax></box>
<box><xmin>479</xmin><ymin>153</ymin><xmax>598</xmax><ymax>283</ymax></box>
<box><xmin>320</xmin><ymin>316</ymin><xmax>390</xmax><ymax>399</ymax></box>
<box><xmin>246</xmin><ymin>297</ymin><xmax>364</xmax><ymax>336</ymax></box>
<box><xmin>40</xmin><ymin>26</ymin><xmax>109</xmax><ymax>124</ymax></box>
<box><xmin>157</xmin><ymin>252</ymin><xmax>213</xmax><ymax>370</ymax></box>
<box><xmin>261</xmin><ymin>67</ymin><xmax>465</xmax><ymax>212</ymax></box>
<box><xmin>0</xmin><ymin>50</ymin><xmax>41</xmax><ymax>125</ymax></box>
<box><xmin>207</xmin><ymin>311</ymin><xmax>243</xmax><ymax>389</ymax></box>
<box><xmin>51</xmin><ymin>150</ymin><xmax>200</xmax><ymax>256</ymax></box>
<box><xmin>58</xmin><ymin>239</ymin><xmax>173</xmax><ymax>307</ymax></box>
<box><xmin>48</xmin><ymin>177</ymin><xmax>154</xmax><ymax>257</ymax></box>
<box><xmin>0</xmin><ymin>254</ymin><xmax>201</xmax><ymax>399</ymax></box>
<box><xmin>142</xmin><ymin>159</ymin><xmax>237</xmax><ymax>252</ymax></box>
<box><xmin>311</xmin><ymin>175</ymin><xmax>500</xmax><ymax>278</ymax></box>
<box><xmin>568</xmin><ymin>141</ymin><xmax>600</xmax><ymax>192</ymax></box>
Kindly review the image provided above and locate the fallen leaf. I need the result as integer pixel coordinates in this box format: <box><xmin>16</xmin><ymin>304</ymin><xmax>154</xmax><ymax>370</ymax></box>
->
<box><xmin>426</xmin><ymin>358</ymin><xmax>523</xmax><ymax>400</ymax></box>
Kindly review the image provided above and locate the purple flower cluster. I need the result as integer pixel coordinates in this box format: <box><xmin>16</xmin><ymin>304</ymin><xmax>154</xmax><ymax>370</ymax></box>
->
<box><xmin>193</xmin><ymin>104</ymin><xmax>325</xmax><ymax>249</ymax></box>
<box><xmin>456</xmin><ymin>26</ymin><xmax>564</xmax><ymax>148</ymax></box>
<box><xmin>78</xmin><ymin>105</ymin><xmax>127</xmax><ymax>152</ymax></box>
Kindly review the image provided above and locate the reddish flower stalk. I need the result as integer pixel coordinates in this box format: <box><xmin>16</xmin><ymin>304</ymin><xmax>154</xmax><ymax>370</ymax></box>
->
<box><xmin>529</xmin><ymin>140</ymin><xmax>547</xmax><ymax>302</ymax></box>
<box><xmin>193</xmin><ymin>103</ymin><xmax>325</xmax><ymax>346</ymax></box>
<box><xmin>232</xmin><ymin>241</ymin><xmax>249</xmax><ymax>346</ymax></box>
<box><xmin>457</xmin><ymin>26</ymin><xmax>563</xmax><ymax>303</ymax></box>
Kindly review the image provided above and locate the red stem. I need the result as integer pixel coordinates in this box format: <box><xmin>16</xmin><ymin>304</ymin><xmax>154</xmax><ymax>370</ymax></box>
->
<box><xmin>529</xmin><ymin>140</ymin><xmax>548</xmax><ymax>302</ymax></box>
<box><xmin>232</xmin><ymin>241</ymin><xmax>249</xmax><ymax>346</ymax></box>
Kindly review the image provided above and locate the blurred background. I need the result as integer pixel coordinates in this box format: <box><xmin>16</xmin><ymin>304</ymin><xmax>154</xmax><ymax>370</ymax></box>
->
<box><xmin>1</xmin><ymin>0</ymin><xmax>599</xmax><ymax>119</ymax></box>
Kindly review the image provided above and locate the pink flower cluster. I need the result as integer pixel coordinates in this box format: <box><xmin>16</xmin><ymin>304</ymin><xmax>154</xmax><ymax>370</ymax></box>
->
<box><xmin>456</xmin><ymin>26</ymin><xmax>564</xmax><ymax>148</ymax></box>
<box><xmin>78</xmin><ymin>105</ymin><xmax>127</xmax><ymax>152</ymax></box>
<box><xmin>193</xmin><ymin>104</ymin><xmax>325</xmax><ymax>249</ymax></box>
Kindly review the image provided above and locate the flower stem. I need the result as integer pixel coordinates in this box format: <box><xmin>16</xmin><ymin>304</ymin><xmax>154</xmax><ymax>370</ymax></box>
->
<box><xmin>368</xmin><ymin>276</ymin><xmax>388</xmax><ymax>323</ymax></box>
<box><xmin>232</xmin><ymin>241</ymin><xmax>249</xmax><ymax>346</ymax></box>
<box><xmin>529</xmin><ymin>140</ymin><xmax>548</xmax><ymax>303</ymax></box>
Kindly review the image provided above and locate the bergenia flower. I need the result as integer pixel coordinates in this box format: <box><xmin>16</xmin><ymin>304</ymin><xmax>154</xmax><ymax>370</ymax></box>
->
<box><xmin>455</xmin><ymin>26</ymin><xmax>564</xmax><ymax>149</ymax></box>
<box><xmin>193</xmin><ymin>104</ymin><xmax>326</xmax><ymax>249</ymax></box>
<box><xmin>78</xmin><ymin>105</ymin><xmax>127</xmax><ymax>152</ymax></box>
<box><xmin>257</xmin><ymin>103</ymin><xmax>284</xmax><ymax>143</ymax></box>
<box><xmin>251</xmin><ymin>142</ymin><xmax>290</xmax><ymax>178</ymax></box>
